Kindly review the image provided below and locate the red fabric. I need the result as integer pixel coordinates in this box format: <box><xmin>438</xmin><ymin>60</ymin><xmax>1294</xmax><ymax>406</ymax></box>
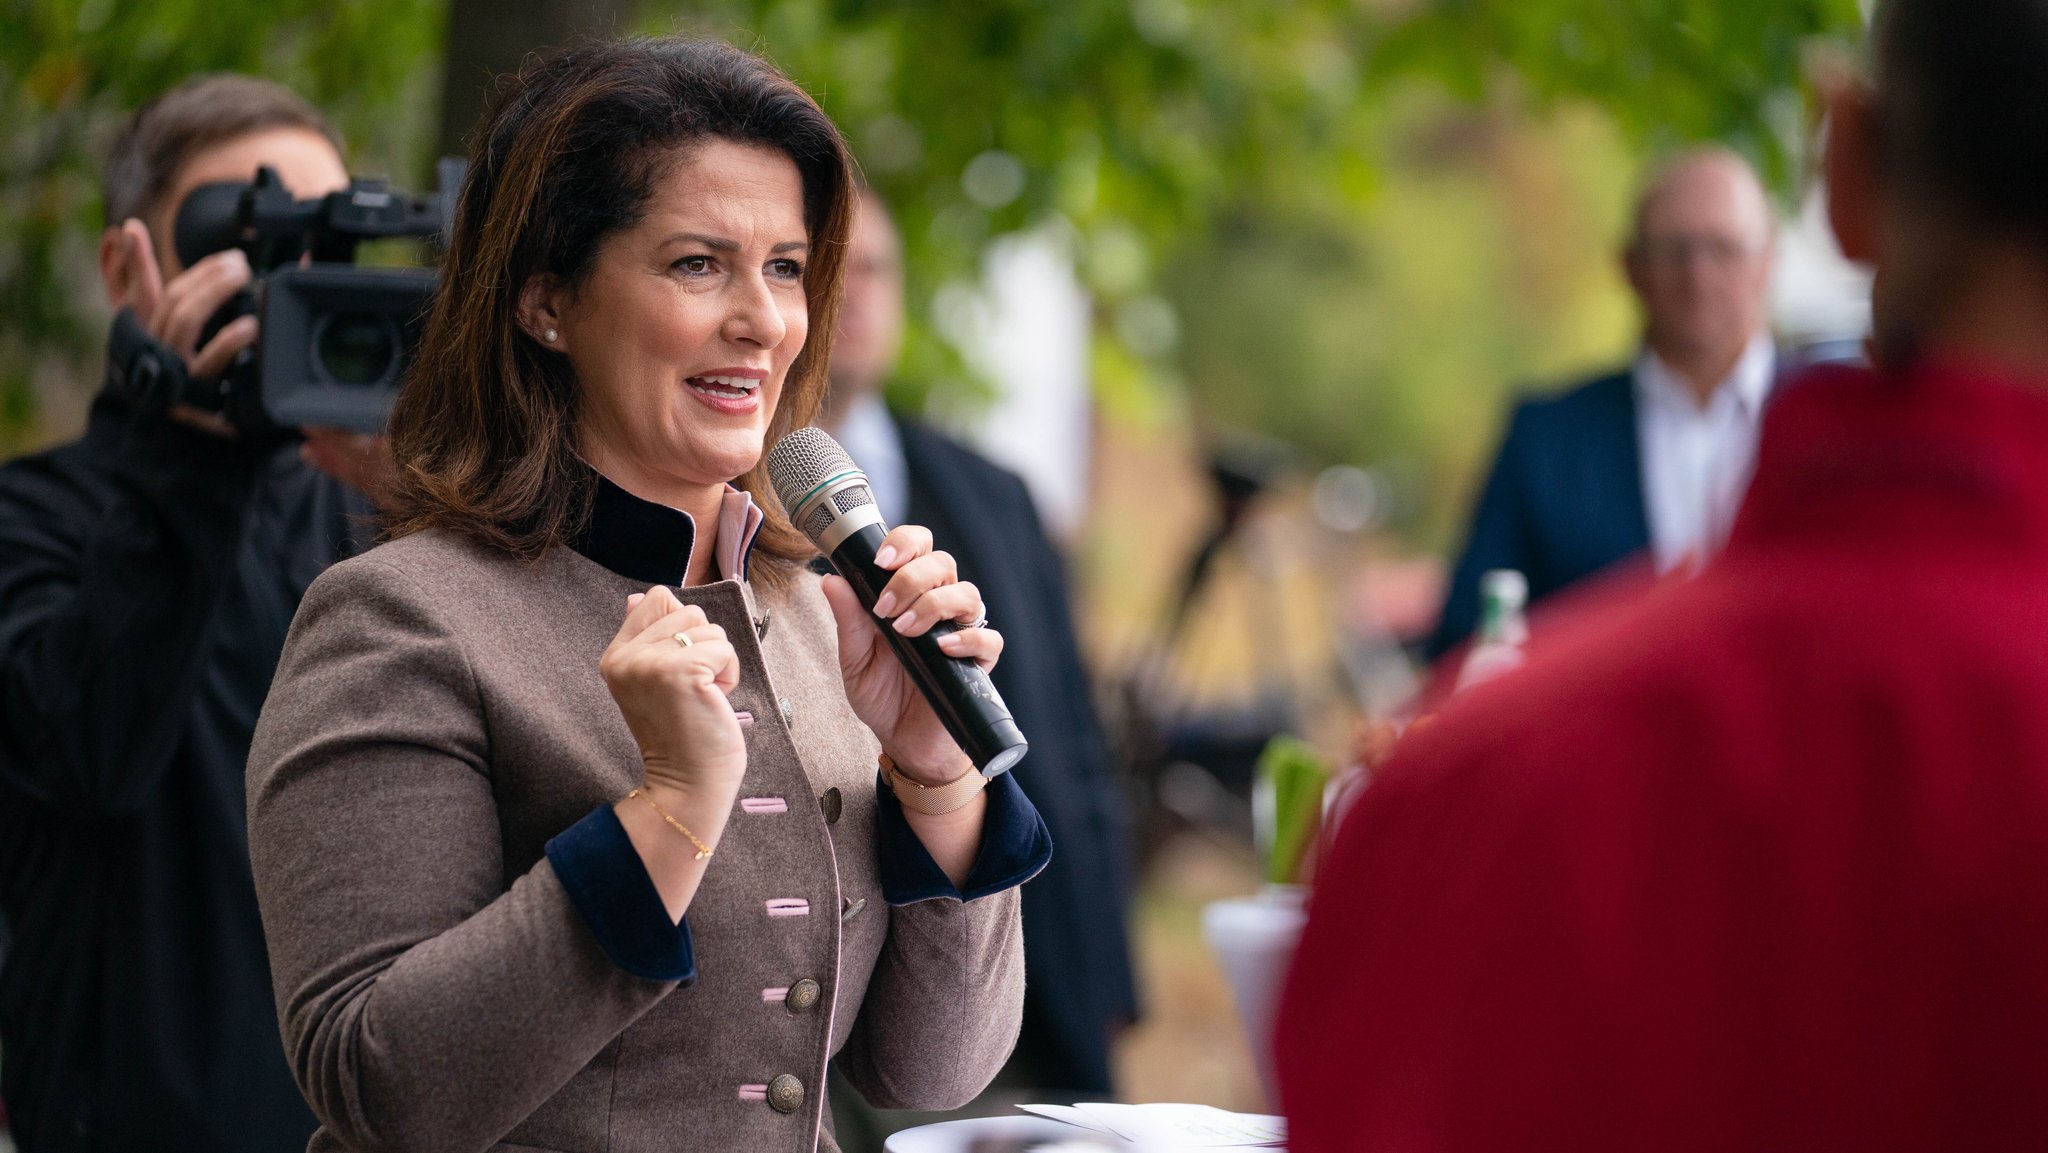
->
<box><xmin>1277</xmin><ymin>361</ymin><xmax>2048</xmax><ymax>1153</ymax></box>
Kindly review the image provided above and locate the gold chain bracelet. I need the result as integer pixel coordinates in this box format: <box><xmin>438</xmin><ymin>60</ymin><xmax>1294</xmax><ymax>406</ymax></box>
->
<box><xmin>879</xmin><ymin>751</ymin><xmax>988</xmax><ymax>816</ymax></box>
<box><xmin>628</xmin><ymin>788</ymin><xmax>714</xmax><ymax>860</ymax></box>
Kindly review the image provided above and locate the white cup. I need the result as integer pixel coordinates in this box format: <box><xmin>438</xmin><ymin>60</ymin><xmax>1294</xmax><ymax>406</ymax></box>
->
<box><xmin>1201</xmin><ymin>884</ymin><xmax>1309</xmax><ymax>1106</ymax></box>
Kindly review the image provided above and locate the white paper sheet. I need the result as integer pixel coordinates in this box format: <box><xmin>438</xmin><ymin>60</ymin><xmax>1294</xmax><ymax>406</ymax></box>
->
<box><xmin>1016</xmin><ymin>1102</ymin><xmax>1287</xmax><ymax>1148</ymax></box>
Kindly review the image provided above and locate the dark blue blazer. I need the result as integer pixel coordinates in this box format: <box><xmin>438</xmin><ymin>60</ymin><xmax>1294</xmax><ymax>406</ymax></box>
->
<box><xmin>1425</xmin><ymin>370</ymin><xmax>1650</xmax><ymax>661</ymax></box>
<box><xmin>898</xmin><ymin>419</ymin><xmax>1139</xmax><ymax>1095</ymax></box>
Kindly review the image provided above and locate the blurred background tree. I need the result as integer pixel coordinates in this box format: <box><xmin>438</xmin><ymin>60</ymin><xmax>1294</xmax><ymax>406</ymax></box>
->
<box><xmin>3</xmin><ymin>0</ymin><xmax>1862</xmax><ymax>539</ymax></box>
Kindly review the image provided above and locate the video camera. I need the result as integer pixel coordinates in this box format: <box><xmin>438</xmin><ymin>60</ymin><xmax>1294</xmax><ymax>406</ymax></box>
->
<box><xmin>109</xmin><ymin>159</ymin><xmax>462</xmax><ymax>438</ymax></box>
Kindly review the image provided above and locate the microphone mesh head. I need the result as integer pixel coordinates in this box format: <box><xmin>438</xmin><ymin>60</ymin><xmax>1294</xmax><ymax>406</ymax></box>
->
<box><xmin>766</xmin><ymin>426</ymin><xmax>878</xmax><ymax>545</ymax></box>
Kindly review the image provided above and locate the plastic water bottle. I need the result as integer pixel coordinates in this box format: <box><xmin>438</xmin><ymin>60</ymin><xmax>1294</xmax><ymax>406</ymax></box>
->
<box><xmin>1455</xmin><ymin>568</ymin><xmax>1528</xmax><ymax>692</ymax></box>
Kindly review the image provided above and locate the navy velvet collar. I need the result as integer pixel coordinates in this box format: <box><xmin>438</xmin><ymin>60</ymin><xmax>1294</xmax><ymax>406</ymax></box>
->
<box><xmin>565</xmin><ymin>475</ymin><xmax>694</xmax><ymax>587</ymax></box>
<box><xmin>566</xmin><ymin>473</ymin><xmax>767</xmax><ymax>588</ymax></box>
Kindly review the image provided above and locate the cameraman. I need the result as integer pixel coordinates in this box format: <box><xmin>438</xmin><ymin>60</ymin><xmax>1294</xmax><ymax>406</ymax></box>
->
<box><xmin>0</xmin><ymin>75</ymin><xmax>385</xmax><ymax>1152</ymax></box>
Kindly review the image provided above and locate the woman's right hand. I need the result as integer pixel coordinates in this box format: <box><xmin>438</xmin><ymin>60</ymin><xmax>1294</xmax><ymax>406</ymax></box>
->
<box><xmin>599</xmin><ymin>586</ymin><xmax>747</xmax><ymax>801</ymax></box>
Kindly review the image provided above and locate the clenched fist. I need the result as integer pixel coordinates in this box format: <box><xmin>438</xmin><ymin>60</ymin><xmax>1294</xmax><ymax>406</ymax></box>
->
<box><xmin>599</xmin><ymin>586</ymin><xmax>747</xmax><ymax>804</ymax></box>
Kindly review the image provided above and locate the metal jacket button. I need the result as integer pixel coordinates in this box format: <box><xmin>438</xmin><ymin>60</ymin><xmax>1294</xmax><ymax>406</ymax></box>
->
<box><xmin>841</xmin><ymin>897</ymin><xmax>867</xmax><ymax>923</ymax></box>
<box><xmin>819</xmin><ymin>787</ymin><xmax>842</xmax><ymax>824</ymax></box>
<box><xmin>779</xmin><ymin>697</ymin><xmax>795</xmax><ymax>725</ymax></box>
<box><xmin>767</xmin><ymin>1073</ymin><xmax>804</xmax><ymax>1114</ymax></box>
<box><xmin>786</xmin><ymin>978</ymin><xmax>821</xmax><ymax>1013</ymax></box>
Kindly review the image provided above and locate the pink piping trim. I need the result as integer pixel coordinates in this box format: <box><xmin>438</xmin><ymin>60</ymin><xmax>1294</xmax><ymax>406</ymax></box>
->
<box><xmin>741</xmin><ymin>796</ymin><xmax>787</xmax><ymax>814</ymax></box>
<box><xmin>761</xmin><ymin>986</ymin><xmax>790</xmax><ymax>1003</ymax></box>
<box><xmin>715</xmin><ymin>487</ymin><xmax>766</xmax><ymax>582</ymax></box>
<box><xmin>765</xmin><ymin>898</ymin><xmax>810</xmax><ymax>917</ymax></box>
<box><xmin>737</xmin><ymin>1083</ymin><xmax>768</xmax><ymax>1101</ymax></box>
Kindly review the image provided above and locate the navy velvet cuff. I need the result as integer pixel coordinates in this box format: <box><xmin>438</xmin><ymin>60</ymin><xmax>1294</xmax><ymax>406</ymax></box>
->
<box><xmin>876</xmin><ymin>768</ymin><xmax>1054</xmax><ymax>906</ymax></box>
<box><xmin>546</xmin><ymin>805</ymin><xmax>697</xmax><ymax>983</ymax></box>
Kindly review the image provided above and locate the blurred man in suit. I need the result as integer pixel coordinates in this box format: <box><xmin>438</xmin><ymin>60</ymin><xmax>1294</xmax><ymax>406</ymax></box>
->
<box><xmin>1426</xmin><ymin>149</ymin><xmax>1778</xmax><ymax>660</ymax></box>
<box><xmin>824</xmin><ymin>187</ymin><xmax>1138</xmax><ymax>1119</ymax></box>
<box><xmin>1281</xmin><ymin>1</ymin><xmax>2048</xmax><ymax>1149</ymax></box>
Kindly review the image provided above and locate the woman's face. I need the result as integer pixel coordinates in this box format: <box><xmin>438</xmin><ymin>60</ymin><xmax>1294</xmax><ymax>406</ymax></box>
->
<box><xmin>550</xmin><ymin>139</ymin><xmax>811</xmax><ymax>498</ymax></box>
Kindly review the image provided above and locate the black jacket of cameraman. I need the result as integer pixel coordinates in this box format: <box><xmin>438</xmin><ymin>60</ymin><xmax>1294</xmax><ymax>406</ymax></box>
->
<box><xmin>0</xmin><ymin>372</ymin><xmax>368</xmax><ymax>1152</ymax></box>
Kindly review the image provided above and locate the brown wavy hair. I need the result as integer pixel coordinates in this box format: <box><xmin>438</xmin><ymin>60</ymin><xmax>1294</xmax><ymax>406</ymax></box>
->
<box><xmin>384</xmin><ymin>37</ymin><xmax>853</xmax><ymax>587</ymax></box>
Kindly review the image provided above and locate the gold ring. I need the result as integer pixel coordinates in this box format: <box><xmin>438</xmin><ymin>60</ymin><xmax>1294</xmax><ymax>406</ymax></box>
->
<box><xmin>673</xmin><ymin>631</ymin><xmax>694</xmax><ymax>648</ymax></box>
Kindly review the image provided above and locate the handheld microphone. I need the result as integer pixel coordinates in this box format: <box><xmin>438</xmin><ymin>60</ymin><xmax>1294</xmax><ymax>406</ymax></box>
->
<box><xmin>767</xmin><ymin>427</ymin><xmax>1029</xmax><ymax>778</ymax></box>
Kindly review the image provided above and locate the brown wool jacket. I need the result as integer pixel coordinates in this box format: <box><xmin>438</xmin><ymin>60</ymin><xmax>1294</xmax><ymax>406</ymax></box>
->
<box><xmin>246</xmin><ymin>511</ymin><xmax>1030</xmax><ymax>1153</ymax></box>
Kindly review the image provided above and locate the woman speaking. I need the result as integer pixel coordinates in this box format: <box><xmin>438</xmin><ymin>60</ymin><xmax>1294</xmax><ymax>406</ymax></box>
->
<box><xmin>245</xmin><ymin>38</ymin><xmax>1049</xmax><ymax>1153</ymax></box>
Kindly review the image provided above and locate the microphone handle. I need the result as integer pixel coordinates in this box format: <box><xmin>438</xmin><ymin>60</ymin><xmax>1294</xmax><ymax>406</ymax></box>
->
<box><xmin>827</xmin><ymin>522</ymin><xmax>1029</xmax><ymax>778</ymax></box>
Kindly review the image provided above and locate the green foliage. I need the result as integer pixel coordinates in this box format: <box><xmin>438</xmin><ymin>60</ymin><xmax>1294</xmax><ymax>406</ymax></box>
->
<box><xmin>1</xmin><ymin>0</ymin><xmax>1863</xmax><ymax>470</ymax></box>
<box><xmin>667</xmin><ymin>0</ymin><xmax>1388</xmax><ymax>415</ymax></box>
<box><xmin>662</xmin><ymin>0</ymin><xmax>1859</xmax><ymax>537</ymax></box>
<box><xmin>1369</xmin><ymin>0</ymin><xmax>1867</xmax><ymax>189</ymax></box>
<box><xmin>0</xmin><ymin>0</ymin><xmax>442</xmax><ymax>450</ymax></box>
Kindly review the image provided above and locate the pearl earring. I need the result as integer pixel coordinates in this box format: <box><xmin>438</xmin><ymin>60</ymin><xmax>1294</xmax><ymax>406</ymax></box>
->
<box><xmin>543</xmin><ymin>328</ymin><xmax>558</xmax><ymax>343</ymax></box>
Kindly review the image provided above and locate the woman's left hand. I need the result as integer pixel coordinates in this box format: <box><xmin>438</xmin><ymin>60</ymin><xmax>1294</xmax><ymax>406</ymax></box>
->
<box><xmin>820</xmin><ymin>524</ymin><xmax>1003</xmax><ymax>784</ymax></box>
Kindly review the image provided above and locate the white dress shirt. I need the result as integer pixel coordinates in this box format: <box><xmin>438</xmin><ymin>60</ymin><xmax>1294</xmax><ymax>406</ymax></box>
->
<box><xmin>1633</xmin><ymin>335</ymin><xmax>1776</xmax><ymax>572</ymax></box>
<box><xmin>830</xmin><ymin>393</ymin><xmax>911</xmax><ymax>530</ymax></box>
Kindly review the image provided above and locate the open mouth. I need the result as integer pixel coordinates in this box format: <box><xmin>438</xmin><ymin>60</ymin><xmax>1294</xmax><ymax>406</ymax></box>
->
<box><xmin>687</xmin><ymin>374</ymin><xmax>761</xmax><ymax>400</ymax></box>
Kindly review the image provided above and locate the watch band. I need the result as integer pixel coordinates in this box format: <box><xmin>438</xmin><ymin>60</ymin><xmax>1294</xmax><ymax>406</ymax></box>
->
<box><xmin>879</xmin><ymin>751</ymin><xmax>987</xmax><ymax>816</ymax></box>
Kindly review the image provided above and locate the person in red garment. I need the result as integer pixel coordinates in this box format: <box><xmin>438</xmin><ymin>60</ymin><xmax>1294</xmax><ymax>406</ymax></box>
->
<box><xmin>1276</xmin><ymin>1</ymin><xmax>2048</xmax><ymax>1150</ymax></box>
